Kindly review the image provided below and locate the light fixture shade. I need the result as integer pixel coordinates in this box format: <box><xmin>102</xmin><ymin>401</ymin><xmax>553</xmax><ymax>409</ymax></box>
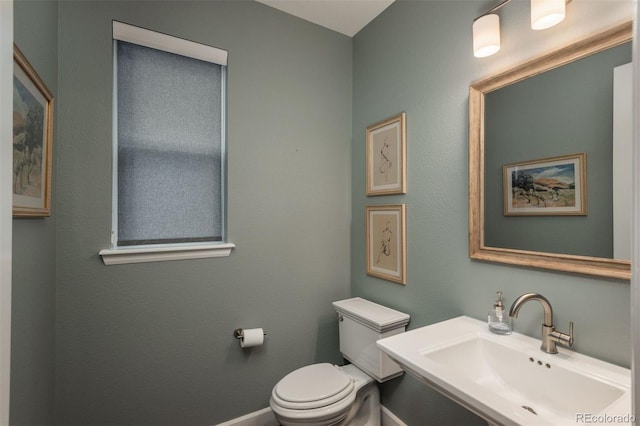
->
<box><xmin>473</xmin><ymin>14</ymin><xmax>501</xmax><ymax>58</ymax></box>
<box><xmin>531</xmin><ymin>0</ymin><xmax>566</xmax><ymax>30</ymax></box>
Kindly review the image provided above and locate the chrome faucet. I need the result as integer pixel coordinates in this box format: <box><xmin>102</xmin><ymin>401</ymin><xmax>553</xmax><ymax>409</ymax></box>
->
<box><xmin>508</xmin><ymin>293</ymin><xmax>574</xmax><ymax>354</ymax></box>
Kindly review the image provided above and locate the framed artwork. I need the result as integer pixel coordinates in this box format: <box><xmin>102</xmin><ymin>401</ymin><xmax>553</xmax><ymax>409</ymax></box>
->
<box><xmin>13</xmin><ymin>44</ymin><xmax>54</xmax><ymax>217</ymax></box>
<box><xmin>503</xmin><ymin>153</ymin><xmax>587</xmax><ymax>216</ymax></box>
<box><xmin>366</xmin><ymin>204</ymin><xmax>406</xmax><ymax>285</ymax></box>
<box><xmin>366</xmin><ymin>112</ymin><xmax>406</xmax><ymax>196</ymax></box>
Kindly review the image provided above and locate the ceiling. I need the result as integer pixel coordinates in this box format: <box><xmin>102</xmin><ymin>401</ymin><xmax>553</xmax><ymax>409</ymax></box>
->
<box><xmin>255</xmin><ymin>0</ymin><xmax>396</xmax><ymax>37</ymax></box>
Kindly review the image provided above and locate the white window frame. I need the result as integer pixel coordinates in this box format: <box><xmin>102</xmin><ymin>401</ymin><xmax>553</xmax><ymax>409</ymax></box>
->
<box><xmin>99</xmin><ymin>21</ymin><xmax>234</xmax><ymax>265</ymax></box>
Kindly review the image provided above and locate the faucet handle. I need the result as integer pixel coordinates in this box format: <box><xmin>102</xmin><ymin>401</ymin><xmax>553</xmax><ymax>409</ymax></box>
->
<box><xmin>551</xmin><ymin>321</ymin><xmax>574</xmax><ymax>348</ymax></box>
<box><xmin>568</xmin><ymin>321</ymin><xmax>574</xmax><ymax>346</ymax></box>
<box><xmin>569</xmin><ymin>321</ymin><xmax>573</xmax><ymax>346</ymax></box>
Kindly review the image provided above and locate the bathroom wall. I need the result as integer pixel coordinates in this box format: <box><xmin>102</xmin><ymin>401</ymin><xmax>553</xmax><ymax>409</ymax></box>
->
<box><xmin>11</xmin><ymin>0</ymin><xmax>58</xmax><ymax>424</ymax></box>
<box><xmin>54</xmin><ymin>2</ymin><xmax>352</xmax><ymax>424</ymax></box>
<box><xmin>351</xmin><ymin>0</ymin><xmax>633</xmax><ymax>424</ymax></box>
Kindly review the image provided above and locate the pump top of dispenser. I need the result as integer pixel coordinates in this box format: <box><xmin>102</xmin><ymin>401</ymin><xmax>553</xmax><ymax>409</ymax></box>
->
<box><xmin>494</xmin><ymin>291</ymin><xmax>505</xmax><ymax>312</ymax></box>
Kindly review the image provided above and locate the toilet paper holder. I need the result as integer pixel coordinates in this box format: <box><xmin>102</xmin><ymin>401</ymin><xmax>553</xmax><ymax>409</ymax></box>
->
<box><xmin>234</xmin><ymin>328</ymin><xmax>266</xmax><ymax>339</ymax></box>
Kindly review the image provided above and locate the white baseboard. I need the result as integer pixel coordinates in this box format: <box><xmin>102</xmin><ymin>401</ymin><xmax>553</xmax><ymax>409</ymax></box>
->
<box><xmin>216</xmin><ymin>405</ymin><xmax>407</xmax><ymax>426</ymax></box>
<box><xmin>216</xmin><ymin>407</ymin><xmax>278</xmax><ymax>426</ymax></box>
<box><xmin>381</xmin><ymin>405</ymin><xmax>408</xmax><ymax>426</ymax></box>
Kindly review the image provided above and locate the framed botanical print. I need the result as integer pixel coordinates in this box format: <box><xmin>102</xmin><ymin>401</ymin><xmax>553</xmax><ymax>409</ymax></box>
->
<box><xmin>366</xmin><ymin>204</ymin><xmax>406</xmax><ymax>285</ymax></box>
<box><xmin>366</xmin><ymin>112</ymin><xmax>406</xmax><ymax>196</ymax></box>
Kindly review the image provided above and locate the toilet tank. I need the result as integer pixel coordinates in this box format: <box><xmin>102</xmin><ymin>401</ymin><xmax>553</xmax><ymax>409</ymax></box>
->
<box><xmin>332</xmin><ymin>297</ymin><xmax>410</xmax><ymax>382</ymax></box>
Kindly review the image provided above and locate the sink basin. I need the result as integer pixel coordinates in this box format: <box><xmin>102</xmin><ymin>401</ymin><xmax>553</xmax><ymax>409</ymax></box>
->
<box><xmin>376</xmin><ymin>316</ymin><xmax>631</xmax><ymax>425</ymax></box>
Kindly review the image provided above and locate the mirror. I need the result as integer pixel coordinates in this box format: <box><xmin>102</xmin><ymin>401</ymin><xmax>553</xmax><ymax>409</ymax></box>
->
<box><xmin>469</xmin><ymin>22</ymin><xmax>632</xmax><ymax>280</ymax></box>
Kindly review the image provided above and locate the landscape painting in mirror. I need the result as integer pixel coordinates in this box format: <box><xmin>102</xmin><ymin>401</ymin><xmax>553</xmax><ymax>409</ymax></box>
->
<box><xmin>503</xmin><ymin>153</ymin><xmax>586</xmax><ymax>216</ymax></box>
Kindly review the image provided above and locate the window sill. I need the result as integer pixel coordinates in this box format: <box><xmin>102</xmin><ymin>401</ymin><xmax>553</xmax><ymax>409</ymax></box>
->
<box><xmin>99</xmin><ymin>242</ymin><xmax>235</xmax><ymax>265</ymax></box>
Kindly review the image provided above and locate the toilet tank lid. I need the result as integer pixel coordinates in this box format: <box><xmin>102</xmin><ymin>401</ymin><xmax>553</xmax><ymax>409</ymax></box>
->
<box><xmin>333</xmin><ymin>298</ymin><xmax>410</xmax><ymax>332</ymax></box>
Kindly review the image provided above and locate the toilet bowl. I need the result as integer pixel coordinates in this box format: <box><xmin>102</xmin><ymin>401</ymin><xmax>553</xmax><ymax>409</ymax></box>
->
<box><xmin>270</xmin><ymin>298</ymin><xmax>410</xmax><ymax>426</ymax></box>
<box><xmin>270</xmin><ymin>363</ymin><xmax>379</xmax><ymax>426</ymax></box>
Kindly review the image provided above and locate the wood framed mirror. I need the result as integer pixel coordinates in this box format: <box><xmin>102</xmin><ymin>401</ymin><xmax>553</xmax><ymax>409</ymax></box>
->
<box><xmin>469</xmin><ymin>22</ymin><xmax>632</xmax><ymax>280</ymax></box>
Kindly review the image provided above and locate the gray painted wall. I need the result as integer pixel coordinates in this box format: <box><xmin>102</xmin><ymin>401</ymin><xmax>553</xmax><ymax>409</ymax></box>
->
<box><xmin>484</xmin><ymin>43</ymin><xmax>632</xmax><ymax>258</ymax></box>
<box><xmin>55</xmin><ymin>1</ymin><xmax>351</xmax><ymax>424</ymax></box>
<box><xmin>11</xmin><ymin>1</ymin><xmax>58</xmax><ymax>424</ymax></box>
<box><xmin>352</xmin><ymin>1</ymin><xmax>631</xmax><ymax>424</ymax></box>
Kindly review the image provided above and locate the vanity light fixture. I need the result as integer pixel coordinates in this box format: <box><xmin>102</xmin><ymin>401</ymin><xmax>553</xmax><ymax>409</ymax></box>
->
<box><xmin>473</xmin><ymin>13</ymin><xmax>501</xmax><ymax>58</ymax></box>
<box><xmin>473</xmin><ymin>0</ymin><xmax>569</xmax><ymax>58</ymax></box>
<box><xmin>531</xmin><ymin>0</ymin><xmax>566</xmax><ymax>30</ymax></box>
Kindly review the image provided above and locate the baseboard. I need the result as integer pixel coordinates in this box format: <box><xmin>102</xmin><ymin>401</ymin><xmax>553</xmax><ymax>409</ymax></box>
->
<box><xmin>381</xmin><ymin>405</ymin><xmax>408</xmax><ymax>426</ymax></box>
<box><xmin>216</xmin><ymin>407</ymin><xmax>278</xmax><ymax>426</ymax></box>
<box><xmin>216</xmin><ymin>405</ymin><xmax>407</xmax><ymax>426</ymax></box>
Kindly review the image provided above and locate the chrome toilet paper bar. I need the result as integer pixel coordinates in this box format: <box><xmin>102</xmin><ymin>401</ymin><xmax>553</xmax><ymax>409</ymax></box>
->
<box><xmin>233</xmin><ymin>328</ymin><xmax>267</xmax><ymax>338</ymax></box>
<box><xmin>234</xmin><ymin>328</ymin><xmax>266</xmax><ymax>348</ymax></box>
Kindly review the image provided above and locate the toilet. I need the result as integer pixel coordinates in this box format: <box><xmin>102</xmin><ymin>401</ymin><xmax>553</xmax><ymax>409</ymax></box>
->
<box><xmin>270</xmin><ymin>297</ymin><xmax>410</xmax><ymax>426</ymax></box>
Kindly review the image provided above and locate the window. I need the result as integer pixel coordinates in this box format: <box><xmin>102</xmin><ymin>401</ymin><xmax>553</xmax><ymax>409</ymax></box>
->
<box><xmin>100</xmin><ymin>22</ymin><xmax>233</xmax><ymax>265</ymax></box>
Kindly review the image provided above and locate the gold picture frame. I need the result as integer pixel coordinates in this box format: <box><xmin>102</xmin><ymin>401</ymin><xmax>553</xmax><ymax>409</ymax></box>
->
<box><xmin>366</xmin><ymin>112</ymin><xmax>406</xmax><ymax>196</ymax></box>
<box><xmin>503</xmin><ymin>153</ymin><xmax>587</xmax><ymax>216</ymax></box>
<box><xmin>13</xmin><ymin>44</ymin><xmax>54</xmax><ymax>217</ymax></box>
<box><xmin>366</xmin><ymin>204</ymin><xmax>406</xmax><ymax>285</ymax></box>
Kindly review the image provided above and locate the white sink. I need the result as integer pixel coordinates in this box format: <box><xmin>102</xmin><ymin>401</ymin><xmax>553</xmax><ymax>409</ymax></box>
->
<box><xmin>376</xmin><ymin>316</ymin><xmax>632</xmax><ymax>425</ymax></box>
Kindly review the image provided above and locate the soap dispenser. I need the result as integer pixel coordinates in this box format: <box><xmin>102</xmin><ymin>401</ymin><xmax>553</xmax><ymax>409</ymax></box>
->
<box><xmin>488</xmin><ymin>291</ymin><xmax>512</xmax><ymax>335</ymax></box>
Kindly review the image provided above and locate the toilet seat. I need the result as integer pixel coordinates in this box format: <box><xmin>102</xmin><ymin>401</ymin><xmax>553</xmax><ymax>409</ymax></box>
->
<box><xmin>272</xmin><ymin>363</ymin><xmax>355</xmax><ymax>410</ymax></box>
